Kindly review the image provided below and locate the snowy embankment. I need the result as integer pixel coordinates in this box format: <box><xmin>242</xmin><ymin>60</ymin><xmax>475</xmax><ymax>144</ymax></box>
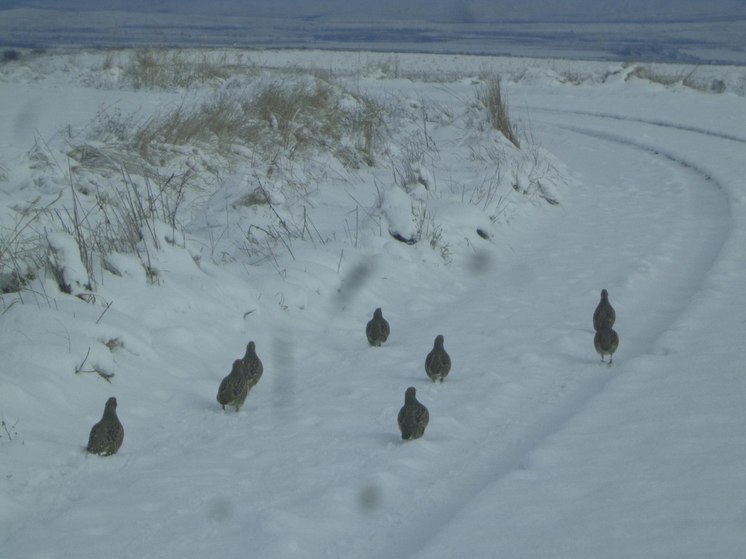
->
<box><xmin>1</xmin><ymin>50</ymin><xmax>746</xmax><ymax>558</ymax></box>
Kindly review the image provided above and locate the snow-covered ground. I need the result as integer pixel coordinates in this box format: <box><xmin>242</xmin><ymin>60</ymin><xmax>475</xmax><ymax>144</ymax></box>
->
<box><xmin>1</xmin><ymin>49</ymin><xmax>746</xmax><ymax>558</ymax></box>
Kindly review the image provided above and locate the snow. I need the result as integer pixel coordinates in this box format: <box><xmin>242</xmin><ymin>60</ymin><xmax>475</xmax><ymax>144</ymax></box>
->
<box><xmin>2</xmin><ymin>46</ymin><xmax>746</xmax><ymax>559</ymax></box>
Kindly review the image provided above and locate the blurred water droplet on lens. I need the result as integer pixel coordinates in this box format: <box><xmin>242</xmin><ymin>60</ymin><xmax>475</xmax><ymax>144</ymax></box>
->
<box><xmin>207</xmin><ymin>497</ymin><xmax>234</xmax><ymax>522</ymax></box>
<box><xmin>335</xmin><ymin>259</ymin><xmax>374</xmax><ymax>309</ymax></box>
<box><xmin>467</xmin><ymin>249</ymin><xmax>492</xmax><ymax>275</ymax></box>
<box><xmin>358</xmin><ymin>483</ymin><xmax>382</xmax><ymax>512</ymax></box>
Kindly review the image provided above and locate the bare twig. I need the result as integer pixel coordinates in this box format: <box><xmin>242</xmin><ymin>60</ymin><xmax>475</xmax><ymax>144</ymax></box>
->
<box><xmin>74</xmin><ymin>347</ymin><xmax>115</xmax><ymax>382</ymax></box>
<box><xmin>74</xmin><ymin>347</ymin><xmax>92</xmax><ymax>374</ymax></box>
<box><xmin>93</xmin><ymin>367</ymin><xmax>115</xmax><ymax>383</ymax></box>
<box><xmin>1</xmin><ymin>417</ymin><xmax>19</xmax><ymax>441</ymax></box>
<box><xmin>95</xmin><ymin>300</ymin><xmax>113</xmax><ymax>324</ymax></box>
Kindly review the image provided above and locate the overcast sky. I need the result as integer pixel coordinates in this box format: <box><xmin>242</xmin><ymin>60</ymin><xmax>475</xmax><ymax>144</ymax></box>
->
<box><xmin>2</xmin><ymin>1</ymin><xmax>745</xmax><ymax>22</ymax></box>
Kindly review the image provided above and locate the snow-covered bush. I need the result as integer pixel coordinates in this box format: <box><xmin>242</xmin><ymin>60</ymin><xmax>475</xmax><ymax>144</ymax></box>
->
<box><xmin>1</xmin><ymin>49</ymin><xmax>21</xmax><ymax>64</ymax></box>
<box><xmin>0</xmin><ymin>227</ymin><xmax>38</xmax><ymax>294</ymax></box>
<box><xmin>128</xmin><ymin>76</ymin><xmax>384</xmax><ymax>167</ymax></box>
<box><xmin>0</xmin><ymin>196</ymin><xmax>57</xmax><ymax>296</ymax></box>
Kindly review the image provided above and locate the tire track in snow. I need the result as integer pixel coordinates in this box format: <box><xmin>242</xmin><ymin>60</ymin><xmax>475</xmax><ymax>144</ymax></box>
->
<box><xmin>377</xmin><ymin>109</ymin><xmax>732</xmax><ymax>559</ymax></box>
<box><xmin>554</xmin><ymin>122</ymin><xmax>726</xmax><ymax>187</ymax></box>
<box><xmin>529</xmin><ymin>106</ymin><xmax>746</xmax><ymax>145</ymax></box>
<box><xmin>540</xmin><ymin>115</ymin><xmax>732</xmax><ymax>359</ymax></box>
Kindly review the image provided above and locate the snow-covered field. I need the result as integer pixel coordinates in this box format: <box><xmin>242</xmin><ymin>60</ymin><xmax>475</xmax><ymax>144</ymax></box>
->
<box><xmin>1</xmin><ymin>48</ymin><xmax>746</xmax><ymax>558</ymax></box>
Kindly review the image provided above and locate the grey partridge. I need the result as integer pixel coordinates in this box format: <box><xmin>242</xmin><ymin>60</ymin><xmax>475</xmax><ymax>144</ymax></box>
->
<box><xmin>425</xmin><ymin>334</ymin><xmax>451</xmax><ymax>383</ymax></box>
<box><xmin>217</xmin><ymin>359</ymin><xmax>249</xmax><ymax>411</ymax></box>
<box><xmin>594</xmin><ymin>326</ymin><xmax>619</xmax><ymax>365</ymax></box>
<box><xmin>398</xmin><ymin>386</ymin><xmax>429</xmax><ymax>440</ymax></box>
<box><xmin>366</xmin><ymin>307</ymin><xmax>390</xmax><ymax>347</ymax></box>
<box><xmin>593</xmin><ymin>289</ymin><xmax>616</xmax><ymax>331</ymax></box>
<box><xmin>87</xmin><ymin>397</ymin><xmax>124</xmax><ymax>456</ymax></box>
<box><xmin>241</xmin><ymin>341</ymin><xmax>263</xmax><ymax>390</ymax></box>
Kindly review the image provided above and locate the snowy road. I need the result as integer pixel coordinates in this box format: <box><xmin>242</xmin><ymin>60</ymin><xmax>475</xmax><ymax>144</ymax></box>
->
<box><xmin>396</xmin><ymin>91</ymin><xmax>746</xmax><ymax>557</ymax></box>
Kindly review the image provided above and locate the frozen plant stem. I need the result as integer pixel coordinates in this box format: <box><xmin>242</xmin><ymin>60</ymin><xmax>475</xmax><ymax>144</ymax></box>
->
<box><xmin>1</xmin><ymin>417</ymin><xmax>18</xmax><ymax>441</ymax></box>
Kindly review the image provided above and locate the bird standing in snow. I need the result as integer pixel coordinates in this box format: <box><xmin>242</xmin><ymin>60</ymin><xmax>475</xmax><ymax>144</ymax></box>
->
<box><xmin>86</xmin><ymin>397</ymin><xmax>124</xmax><ymax>456</ymax></box>
<box><xmin>366</xmin><ymin>307</ymin><xmax>390</xmax><ymax>346</ymax></box>
<box><xmin>425</xmin><ymin>334</ymin><xmax>451</xmax><ymax>383</ymax></box>
<box><xmin>398</xmin><ymin>386</ymin><xmax>429</xmax><ymax>440</ymax></box>
<box><xmin>593</xmin><ymin>289</ymin><xmax>616</xmax><ymax>331</ymax></box>
<box><xmin>217</xmin><ymin>359</ymin><xmax>249</xmax><ymax>411</ymax></box>
<box><xmin>241</xmin><ymin>341</ymin><xmax>263</xmax><ymax>390</ymax></box>
<box><xmin>594</xmin><ymin>326</ymin><xmax>619</xmax><ymax>365</ymax></box>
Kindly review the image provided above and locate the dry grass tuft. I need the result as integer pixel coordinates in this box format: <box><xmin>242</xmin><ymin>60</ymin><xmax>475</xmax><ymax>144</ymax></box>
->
<box><xmin>476</xmin><ymin>78</ymin><xmax>520</xmax><ymax>148</ymax></box>
<box><xmin>131</xmin><ymin>77</ymin><xmax>384</xmax><ymax>166</ymax></box>
<box><xmin>123</xmin><ymin>49</ymin><xmax>237</xmax><ymax>89</ymax></box>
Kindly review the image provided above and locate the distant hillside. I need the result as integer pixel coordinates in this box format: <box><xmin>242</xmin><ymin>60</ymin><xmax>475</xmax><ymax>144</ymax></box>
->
<box><xmin>2</xmin><ymin>1</ymin><xmax>745</xmax><ymax>63</ymax></box>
